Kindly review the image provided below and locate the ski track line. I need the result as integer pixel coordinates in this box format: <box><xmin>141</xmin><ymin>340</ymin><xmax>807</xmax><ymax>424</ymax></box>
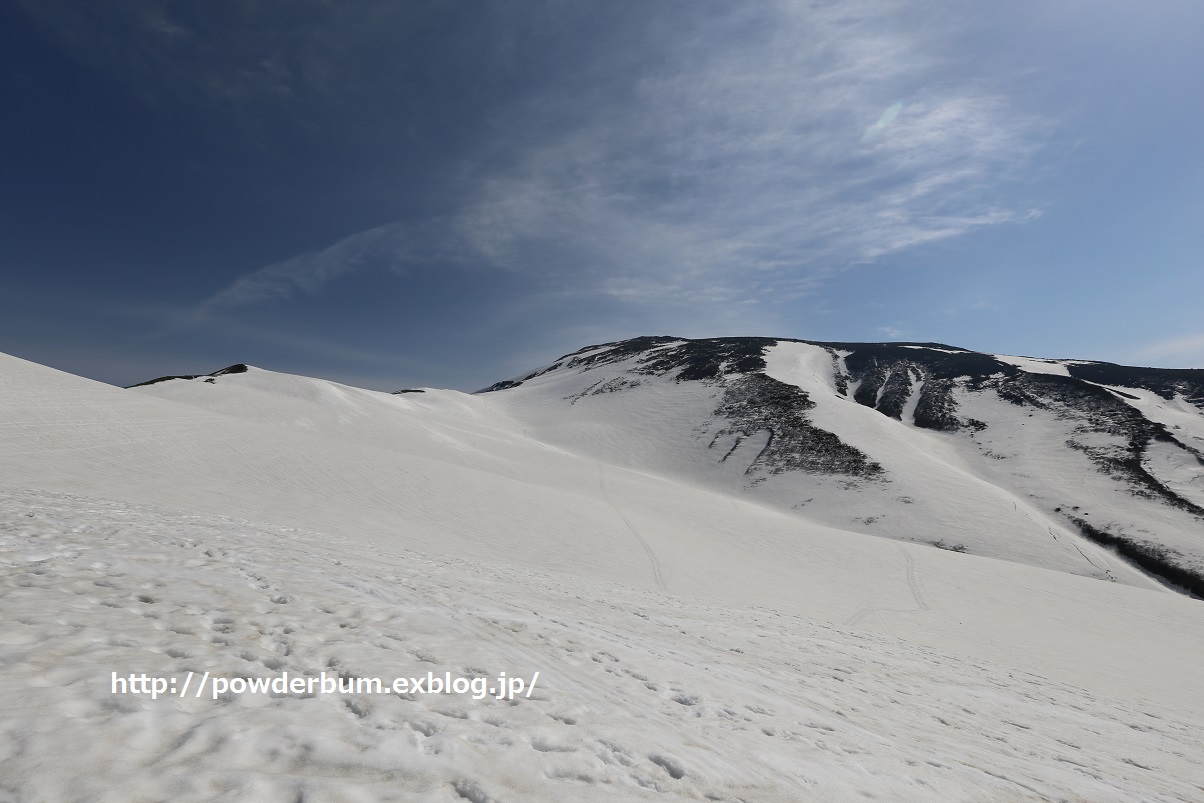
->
<box><xmin>596</xmin><ymin>463</ymin><xmax>667</xmax><ymax>591</ymax></box>
<box><xmin>843</xmin><ymin>543</ymin><xmax>928</xmax><ymax>626</ymax></box>
<box><xmin>1052</xmin><ymin>527</ymin><xmax>1115</xmax><ymax>581</ymax></box>
<box><xmin>899</xmin><ymin>542</ymin><xmax>930</xmax><ymax>612</ymax></box>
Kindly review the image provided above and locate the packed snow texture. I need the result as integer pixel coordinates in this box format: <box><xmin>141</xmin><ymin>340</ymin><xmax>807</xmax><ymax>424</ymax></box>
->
<box><xmin>6</xmin><ymin>487</ymin><xmax>1204</xmax><ymax>802</ymax></box>
<box><xmin>3</xmin><ymin>350</ymin><xmax>1204</xmax><ymax>800</ymax></box>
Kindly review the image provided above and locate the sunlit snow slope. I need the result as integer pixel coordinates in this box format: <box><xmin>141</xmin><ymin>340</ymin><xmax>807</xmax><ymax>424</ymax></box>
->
<box><xmin>483</xmin><ymin>336</ymin><xmax>1204</xmax><ymax>595</ymax></box>
<box><xmin>3</xmin><ymin>349</ymin><xmax>1204</xmax><ymax>800</ymax></box>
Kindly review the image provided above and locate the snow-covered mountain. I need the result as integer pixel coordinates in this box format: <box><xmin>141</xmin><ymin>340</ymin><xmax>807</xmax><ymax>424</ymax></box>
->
<box><xmin>3</xmin><ymin>346</ymin><xmax>1204</xmax><ymax>800</ymax></box>
<box><xmin>481</xmin><ymin>336</ymin><xmax>1204</xmax><ymax>596</ymax></box>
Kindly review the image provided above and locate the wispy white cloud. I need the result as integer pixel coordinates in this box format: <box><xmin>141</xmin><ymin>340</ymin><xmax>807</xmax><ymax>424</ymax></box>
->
<box><xmin>199</xmin><ymin>223</ymin><xmax>411</xmax><ymax>311</ymax></box>
<box><xmin>1134</xmin><ymin>333</ymin><xmax>1204</xmax><ymax>368</ymax></box>
<box><xmin>201</xmin><ymin>0</ymin><xmax>1047</xmax><ymax>316</ymax></box>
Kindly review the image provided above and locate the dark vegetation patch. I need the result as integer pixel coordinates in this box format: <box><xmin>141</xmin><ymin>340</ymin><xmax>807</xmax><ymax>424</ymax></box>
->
<box><xmin>564</xmin><ymin>377</ymin><xmax>644</xmax><ymax>404</ymax></box>
<box><xmin>873</xmin><ymin>365</ymin><xmax>921</xmax><ymax>420</ymax></box>
<box><xmin>913</xmin><ymin>380</ymin><xmax>968</xmax><ymax>432</ymax></box>
<box><xmin>562</xmin><ymin>336</ymin><xmax>776</xmax><ymax>382</ymax></box>
<box><xmin>480</xmin><ymin>379</ymin><xmax>523</xmax><ymax>392</ymax></box>
<box><xmin>1005</xmin><ymin>374</ymin><xmax>1204</xmax><ymax>517</ymax></box>
<box><xmin>829</xmin><ymin>346</ymin><xmax>1005</xmax><ymax>431</ymax></box>
<box><xmin>1067</xmin><ymin>362</ymin><xmax>1204</xmax><ymax>405</ymax></box>
<box><xmin>930</xmin><ymin>540</ymin><xmax>969</xmax><ymax>553</ymax></box>
<box><xmin>993</xmin><ymin>379</ymin><xmax>1050</xmax><ymax>410</ymax></box>
<box><xmin>827</xmin><ymin>350</ymin><xmax>850</xmax><ymax>396</ymax></box>
<box><xmin>477</xmin><ymin>361</ymin><xmax>566</xmax><ymax>393</ymax></box>
<box><xmin>126</xmin><ymin>364</ymin><xmax>248</xmax><ymax>389</ymax></box>
<box><xmin>482</xmin><ymin>336</ymin><xmax>780</xmax><ymax>390</ymax></box>
<box><xmin>1066</xmin><ymin>515</ymin><xmax>1204</xmax><ymax>599</ymax></box>
<box><xmin>216</xmin><ymin>364</ymin><xmax>248</xmax><ymax>375</ymax></box>
<box><xmin>477</xmin><ymin>335</ymin><xmax>1204</xmax><ymax>509</ymax></box>
<box><xmin>712</xmin><ymin>374</ymin><xmax>883</xmax><ymax>478</ymax></box>
<box><xmin>392</xmin><ymin>389</ymin><xmax>425</xmax><ymax>394</ymax></box>
<box><xmin>1065</xmin><ymin>438</ymin><xmax>1204</xmax><ymax>517</ymax></box>
<box><xmin>562</xmin><ymin>336</ymin><xmax>682</xmax><ymax>372</ymax></box>
<box><xmin>839</xmin><ymin>345</ymin><xmax>1010</xmax><ymax>383</ymax></box>
<box><xmin>893</xmin><ymin>368</ymin><xmax>1204</xmax><ymax>512</ymax></box>
<box><xmin>128</xmin><ymin>373</ymin><xmax>204</xmax><ymax>388</ymax></box>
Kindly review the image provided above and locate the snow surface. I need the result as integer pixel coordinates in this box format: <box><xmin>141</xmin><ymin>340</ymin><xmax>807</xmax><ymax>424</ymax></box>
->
<box><xmin>992</xmin><ymin>355</ymin><xmax>1072</xmax><ymax>377</ymax></box>
<box><xmin>949</xmin><ymin>377</ymin><xmax>1204</xmax><ymax>585</ymax></box>
<box><xmin>1097</xmin><ymin>384</ymin><xmax>1204</xmax><ymax>452</ymax></box>
<box><xmin>3</xmin><ymin>350</ymin><xmax>1204</xmax><ymax>800</ymax></box>
<box><xmin>1078</xmin><ymin>383</ymin><xmax>1204</xmax><ymax>510</ymax></box>
<box><xmin>492</xmin><ymin>340</ymin><xmax>1173</xmax><ymax>587</ymax></box>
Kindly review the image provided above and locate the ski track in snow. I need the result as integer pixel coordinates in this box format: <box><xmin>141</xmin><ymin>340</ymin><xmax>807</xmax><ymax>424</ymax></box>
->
<box><xmin>844</xmin><ymin>544</ymin><xmax>929</xmax><ymax>627</ymax></box>
<box><xmin>597</xmin><ymin>463</ymin><xmax>667</xmax><ymax>591</ymax></box>
<box><xmin>901</xmin><ymin>543</ymin><xmax>930</xmax><ymax>612</ymax></box>
<box><xmin>4</xmin><ymin>485</ymin><xmax>1204</xmax><ymax>802</ymax></box>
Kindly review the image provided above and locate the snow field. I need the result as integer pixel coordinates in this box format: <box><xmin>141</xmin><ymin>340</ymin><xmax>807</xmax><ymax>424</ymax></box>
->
<box><xmin>3</xmin><ymin>349</ymin><xmax>1204</xmax><ymax>799</ymax></box>
<box><xmin>3</xmin><ymin>486</ymin><xmax>1204</xmax><ymax>802</ymax></box>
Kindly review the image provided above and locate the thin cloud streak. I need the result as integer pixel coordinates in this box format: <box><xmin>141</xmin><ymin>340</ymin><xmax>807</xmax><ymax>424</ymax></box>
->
<box><xmin>200</xmin><ymin>223</ymin><xmax>410</xmax><ymax>311</ymax></box>
<box><xmin>201</xmin><ymin>0</ymin><xmax>1048</xmax><ymax>319</ymax></box>
<box><xmin>1134</xmin><ymin>334</ymin><xmax>1204</xmax><ymax>369</ymax></box>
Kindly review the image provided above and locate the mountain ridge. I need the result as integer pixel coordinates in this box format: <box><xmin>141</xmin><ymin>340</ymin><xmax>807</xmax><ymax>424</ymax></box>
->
<box><xmin>480</xmin><ymin>335</ymin><xmax>1204</xmax><ymax>596</ymax></box>
<box><xmin>116</xmin><ymin>336</ymin><xmax>1204</xmax><ymax>597</ymax></box>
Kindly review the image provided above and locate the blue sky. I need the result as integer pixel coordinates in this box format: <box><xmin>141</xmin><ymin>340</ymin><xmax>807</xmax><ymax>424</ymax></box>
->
<box><xmin>2</xmin><ymin>1</ymin><xmax>1202</xmax><ymax>391</ymax></box>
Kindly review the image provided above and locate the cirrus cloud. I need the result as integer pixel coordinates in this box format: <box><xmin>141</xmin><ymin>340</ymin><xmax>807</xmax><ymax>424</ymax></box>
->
<box><xmin>200</xmin><ymin>0</ymin><xmax>1048</xmax><ymax>319</ymax></box>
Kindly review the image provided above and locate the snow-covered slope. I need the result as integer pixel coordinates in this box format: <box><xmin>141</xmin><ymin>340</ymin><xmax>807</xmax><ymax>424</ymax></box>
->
<box><xmin>4</xmin><ymin>348</ymin><xmax>1204</xmax><ymax>800</ymax></box>
<box><xmin>483</xmin><ymin>336</ymin><xmax>1204</xmax><ymax>596</ymax></box>
<box><xmin>6</xmin><ymin>485</ymin><xmax>1204</xmax><ymax>802</ymax></box>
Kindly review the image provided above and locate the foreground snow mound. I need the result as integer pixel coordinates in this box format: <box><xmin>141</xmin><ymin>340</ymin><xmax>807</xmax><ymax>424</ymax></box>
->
<box><xmin>4</xmin><ymin>486</ymin><xmax>1203</xmax><ymax>802</ymax></box>
<box><xmin>482</xmin><ymin>336</ymin><xmax>1204</xmax><ymax>593</ymax></box>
